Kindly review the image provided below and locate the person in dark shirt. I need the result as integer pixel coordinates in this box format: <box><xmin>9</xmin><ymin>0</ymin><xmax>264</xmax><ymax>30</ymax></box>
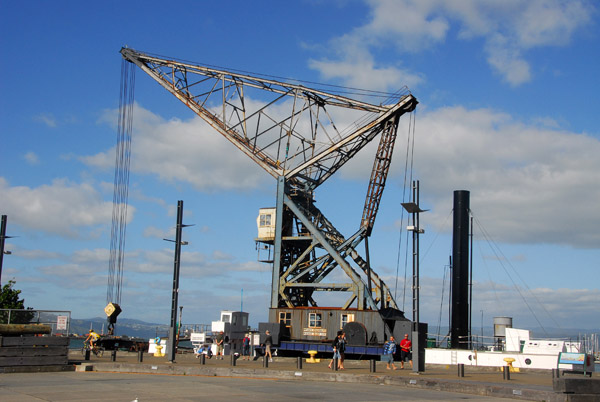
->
<box><xmin>216</xmin><ymin>331</ymin><xmax>224</xmax><ymax>360</ymax></box>
<box><xmin>329</xmin><ymin>331</ymin><xmax>344</xmax><ymax>369</ymax></box>
<box><xmin>263</xmin><ymin>330</ymin><xmax>273</xmax><ymax>362</ymax></box>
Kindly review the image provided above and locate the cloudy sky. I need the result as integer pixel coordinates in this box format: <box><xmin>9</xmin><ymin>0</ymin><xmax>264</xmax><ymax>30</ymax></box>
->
<box><xmin>1</xmin><ymin>0</ymin><xmax>599</xmax><ymax>335</ymax></box>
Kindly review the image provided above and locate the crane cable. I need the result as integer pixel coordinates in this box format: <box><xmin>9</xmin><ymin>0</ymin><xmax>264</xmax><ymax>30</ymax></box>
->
<box><xmin>394</xmin><ymin>110</ymin><xmax>416</xmax><ymax>308</ymax></box>
<box><xmin>106</xmin><ymin>59</ymin><xmax>135</xmax><ymax>321</ymax></box>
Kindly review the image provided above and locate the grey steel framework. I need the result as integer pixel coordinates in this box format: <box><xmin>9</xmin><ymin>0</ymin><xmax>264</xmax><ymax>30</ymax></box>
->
<box><xmin>121</xmin><ymin>48</ymin><xmax>417</xmax><ymax>313</ymax></box>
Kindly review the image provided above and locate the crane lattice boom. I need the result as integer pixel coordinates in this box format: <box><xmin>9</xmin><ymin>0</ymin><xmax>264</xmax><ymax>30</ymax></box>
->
<box><xmin>121</xmin><ymin>47</ymin><xmax>418</xmax><ymax>312</ymax></box>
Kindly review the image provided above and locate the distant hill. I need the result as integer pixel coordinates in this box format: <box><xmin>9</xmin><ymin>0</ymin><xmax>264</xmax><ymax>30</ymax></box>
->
<box><xmin>70</xmin><ymin>317</ymin><xmax>169</xmax><ymax>339</ymax></box>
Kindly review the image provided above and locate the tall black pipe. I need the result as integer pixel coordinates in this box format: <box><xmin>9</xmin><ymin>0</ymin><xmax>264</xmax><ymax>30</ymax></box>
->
<box><xmin>450</xmin><ymin>191</ymin><xmax>470</xmax><ymax>349</ymax></box>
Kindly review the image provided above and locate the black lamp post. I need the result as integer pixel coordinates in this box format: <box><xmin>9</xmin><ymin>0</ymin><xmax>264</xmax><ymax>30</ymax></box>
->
<box><xmin>163</xmin><ymin>201</ymin><xmax>192</xmax><ymax>363</ymax></box>
<box><xmin>401</xmin><ymin>180</ymin><xmax>427</xmax><ymax>373</ymax></box>
<box><xmin>0</xmin><ymin>215</ymin><xmax>15</xmax><ymax>286</ymax></box>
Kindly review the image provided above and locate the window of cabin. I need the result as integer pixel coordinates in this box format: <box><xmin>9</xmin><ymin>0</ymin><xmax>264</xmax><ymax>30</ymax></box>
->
<box><xmin>260</xmin><ymin>214</ymin><xmax>272</xmax><ymax>227</ymax></box>
<box><xmin>341</xmin><ymin>313</ymin><xmax>355</xmax><ymax>329</ymax></box>
<box><xmin>308</xmin><ymin>313</ymin><xmax>322</xmax><ymax>328</ymax></box>
<box><xmin>279</xmin><ymin>312</ymin><xmax>291</xmax><ymax>326</ymax></box>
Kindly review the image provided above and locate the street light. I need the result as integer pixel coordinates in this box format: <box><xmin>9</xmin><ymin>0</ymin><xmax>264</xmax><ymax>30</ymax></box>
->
<box><xmin>163</xmin><ymin>200</ymin><xmax>194</xmax><ymax>363</ymax></box>
<box><xmin>0</xmin><ymin>215</ymin><xmax>16</xmax><ymax>286</ymax></box>
<box><xmin>401</xmin><ymin>180</ymin><xmax>428</xmax><ymax>373</ymax></box>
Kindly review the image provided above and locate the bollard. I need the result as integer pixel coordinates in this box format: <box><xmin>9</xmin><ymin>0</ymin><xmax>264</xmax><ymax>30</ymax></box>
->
<box><xmin>231</xmin><ymin>353</ymin><xmax>237</xmax><ymax>366</ymax></box>
<box><xmin>552</xmin><ymin>368</ymin><xmax>558</xmax><ymax>379</ymax></box>
<box><xmin>334</xmin><ymin>357</ymin><xmax>338</xmax><ymax>371</ymax></box>
<box><xmin>85</xmin><ymin>349</ymin><xmax>91</xmax><ymax>361</ymax></box>
<box><xmin>111</xmin><ymin>350</ymin><xmax>117</xmax><ymax>362</ymax></box>
<box><xmin>458</xmin><ymin>363</ymin><xmax>465</xmax><ymax>377</ymax></box>
<box><xmin>263</xmin><ymin>356</ymin><xmax>268</xmax><ymax>368</ymax></box>
<box><xmin>137</xmin><ymin>350</ymin><xmax>144</xmax><ymax>363</ymax></box>
<box><xmin>370</xmin><ymin>359</ymin><xmax>376</xmax><ymax>373</ymax></box>
<box><xmin>503</xmin><ymin>366</ymin><xmax>510</xmax><ymax>380</ymax></box>
<box><xmin>297</xmin><ymin>356</ymin><xmax>303</xmax><ymax>370</ymax></box>
<box><xmin>200</xmin><ymin>354</ymin><xmax>206</xmax><ymax>365</ymax></box>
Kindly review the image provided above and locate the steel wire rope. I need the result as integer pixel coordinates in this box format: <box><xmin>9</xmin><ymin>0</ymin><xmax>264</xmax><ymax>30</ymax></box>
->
<box><xmin>475</xmin><ymin>233</ymin><xmax>502</xmax><ymax>306</ymax></box>
<box><xmin>475</xmin><ymin>211</ymin><xmax>560</xmax><ymax>331</ymax></box>
<box><xmin>394</xmin><ymin>110</ymin><xmax>416</xmax><ymax>309</ymax></box>
<box><xmin>437</xmin><ymin>260</ymin><xmax>450</xmax><ymax>345</ymax></box>
<box><xmin>471</xmin><ymin>212</ymin><xmax>557</xmax><ymax>335</ymax></box>
<box><xmin>107</xmin><ymin>59</ymin><xmax>135</xmax><ymax>308</ymax></box>
<box><xmin>137</xmin><ymin>49</ymin><xmax>411</xmax><ymax>101</ymax></box>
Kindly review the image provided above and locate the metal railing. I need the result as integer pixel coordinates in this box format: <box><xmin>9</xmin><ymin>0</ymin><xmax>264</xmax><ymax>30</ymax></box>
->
<box><xmin>426</xmin><ymin>333</ymin><xmax>504</xmax><ymax>350</ymax></box>
<box><xmin>0</xmin><ymin>309</ymin><xmax>71</xmax><ymax>336</ymax></box>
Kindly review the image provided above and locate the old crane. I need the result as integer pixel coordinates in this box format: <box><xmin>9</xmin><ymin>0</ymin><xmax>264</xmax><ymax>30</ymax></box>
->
<box><xmin>120</xmin><ymin>47</ymin><xmax>420</xmax><ymax>353</ymax></box>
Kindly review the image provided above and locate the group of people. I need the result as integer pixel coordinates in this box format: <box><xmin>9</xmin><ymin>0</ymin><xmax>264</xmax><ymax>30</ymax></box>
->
<box><xmin>196</xmin><ymin>331</ymin><xmax>262</xmax><ymax>361</ymax></box>
<box><xmin>187</xmin><ymin>328</ymin><xmax>413</xmax><ymax>371</ymax></box>
<box><xmin>329</xmin><ymin>330</ymin><xmax>347</xmax><ymax>369</ymax></box>
<box><xmin>382</xmin><ymin>333</ymin><xmax>413</xmax><ymax>370</ymax></box>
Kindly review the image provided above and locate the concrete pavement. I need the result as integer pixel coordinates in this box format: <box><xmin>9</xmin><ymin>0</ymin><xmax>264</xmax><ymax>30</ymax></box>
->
<box><xmin>71</xmin><ymin>350</ymin><xmax>565</xmax><ymax>401</ymax></box>
<box><xmin>1</xmin><ymin>350</ymin><xmax>597</xmax><ymax>401</ymax></box>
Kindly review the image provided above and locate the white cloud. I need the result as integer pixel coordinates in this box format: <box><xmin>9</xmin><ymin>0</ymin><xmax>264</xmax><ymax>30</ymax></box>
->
<box><xmin>339</xmin><ymin>106</ymin><xmax>600</xmax><ymax>248</ymax></box>
<box><xmin>34</xmin><ymin>113</ymin><xmax>57</xmax><ymax>128</ymax></box>
<box><xmin>514</xmin><ymin>0</ymin><xmax>592</xmax><ymax>48</ymax></box>
<box><xmin>0</xmin><ymin>177</ymin><xmax>122</xmax><ymax>238</ymax></box>
<box><xmin>485</xmin><ymin>33</ymin><xmax>531</xmax><ymax>86</ymax></box>
<box><xmin>388</xmin><ymin>275</ymin><xmax>600</xmax><ymax>330</ymax></box>
<box><xmin>309</xmin><ymin>0</ymin><xmax>594</xmax><ymax>87</ymax></box>
<box><xmin>414</xmin><ymin>106</ymin><xmax>600</xmax><ymax>248</ymax></box>
<box><xmin>84</xmin><ymin>104</ymin><xmax>267</xmax><ymax>192</ymax></box>
<box><xmin>143</xmin><ymin>225</ymin><xmax>168</xmax><ymax>239</ymax></box>
<box><xmin>24</xmin><ymin>151</ymin><xmax>40</xmax><ymax>165</ymax></box>
<box><xmin>308</xmin><ymin>48</ymin><xmax>423</xmax><ymax>91</ymax></box>
<box><xmin>365</xmin><ymin>0</ymin><xmax>450</xmax><ymax>51</ymax></box>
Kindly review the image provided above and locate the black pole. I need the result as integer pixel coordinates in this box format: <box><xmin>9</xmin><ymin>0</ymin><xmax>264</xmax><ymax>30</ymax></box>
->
<box><xmin>469</xmin><ymin>216</ymin><xmax>473</xmax><ymax>349</ymax></box>
<box><xmin>412</xmin><ymin>180</ymin><xmax>424</xmax><ymax>373</ymax></box>
<box><xmin>168</xmin><ymin>201</ymin><xmax>184</xmax><ymax>362</ymax></box>
<box><xmin>451</xmin><ymin>191</ymin><xmax>470</xmax><ymax>349</ymax></box>
<box><xmin>0</xmin><ymin>215</ymin><xmax>7</xmax><ymax>286</ymax></box>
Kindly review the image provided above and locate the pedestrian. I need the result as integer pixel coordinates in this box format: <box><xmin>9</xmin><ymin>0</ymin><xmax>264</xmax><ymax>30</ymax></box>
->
<box><xmin>216</xmin><ymin>331</ymin><xmax>225</xmax><ymax>360</ymax></box>
<box><xmin>329</xmin><ymin>331</ymin><xmax>342</xmax><ymax>369</ymax></box>
<box><xmin>383</xmin><ymin>336</ymin><xmax>398</xmax><ymax>370</ymax></box>
<box><xmin>263</xmin><ymin>330</ymin><xmax>273</xmax><ymax>362</ymax></box>
<box><xmin>242</xmin><ymin>333</ymin><xmax>251</xmax><ymax>360</ymax></box>
<box><xmin>338</xmin><ymin>331</ymin><xmax>346</xmax><ymax>370</ymax></box>
<box><xmin>399</xmin><ymin>333</ymin><xmax>413</xmax><ymax>369</ymax></box>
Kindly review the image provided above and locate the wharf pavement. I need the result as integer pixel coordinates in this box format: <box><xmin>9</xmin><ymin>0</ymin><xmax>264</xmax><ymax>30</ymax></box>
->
<box><xmin>61</xmin><ymin>350</ymin><xmax>597</xmax><ymax>401</ymax></box>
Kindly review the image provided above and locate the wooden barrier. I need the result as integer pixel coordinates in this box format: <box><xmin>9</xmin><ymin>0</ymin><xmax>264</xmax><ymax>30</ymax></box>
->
<box><xmin>0</xmin><ymin>324</ymin><xmax>52</xmax><ymax>335</ymax></box>
<box><xmin>0</xmin><ymin>336</ymin><xmax>69</xmax><ymax>367</ymax></box>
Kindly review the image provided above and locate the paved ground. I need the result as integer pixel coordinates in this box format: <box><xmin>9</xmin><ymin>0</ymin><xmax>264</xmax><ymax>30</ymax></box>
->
<box><xmin>0</xmin><ymin>371</ymin><xmax>521</xmax><ymax>402</ymax></box>
<box><xmin>72</xmin><ymin>349</ymin><xmax>558</xmax><ymax>387</ymax></box>
<box><xmin>1</xmin><ymin>350</ymin><xmax>595</xmax><ymax>401</ymax></box>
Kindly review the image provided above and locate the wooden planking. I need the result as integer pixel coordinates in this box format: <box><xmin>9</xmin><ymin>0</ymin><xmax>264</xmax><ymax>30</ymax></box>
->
<box><xmin>0</xmin><ymin>346</ymin><xmax>68</xmax><ymax>357</ymax></box>
<box><xmin>0</xmin><ymin>355</ymin><xmax>68</xmax><ymax>366</ymax></box>
<box><xmin>0</xmin><ymin>336</ymin><xmax>70</xmax><ymax>347</ymax></box>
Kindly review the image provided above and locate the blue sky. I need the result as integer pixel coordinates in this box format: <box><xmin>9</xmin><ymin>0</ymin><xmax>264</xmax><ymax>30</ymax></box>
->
<box><xmin>1</xmin><ymin>0</ymin><xmax>599</xmax><ymax>333</ymax></box>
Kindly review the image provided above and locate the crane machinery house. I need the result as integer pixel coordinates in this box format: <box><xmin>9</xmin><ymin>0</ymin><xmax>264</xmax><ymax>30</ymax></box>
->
<box><xmin>257</xmin><ymin>208</ymin><xmax>276</xmax><ymax>240</ymax></box>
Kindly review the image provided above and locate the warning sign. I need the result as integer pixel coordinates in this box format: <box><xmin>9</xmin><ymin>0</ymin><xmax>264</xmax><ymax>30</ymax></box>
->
<box><xmin>56</xmin><ymin>316</ymin><xmax>68</xmax><ymax>331</ymax></box>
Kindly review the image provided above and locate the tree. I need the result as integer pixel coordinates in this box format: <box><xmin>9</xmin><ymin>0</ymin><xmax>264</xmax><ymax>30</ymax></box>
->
<box><xmin>0</xmin><ymin>280</ymin><xmax>34</xmax><ymax>324</ymax></box>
